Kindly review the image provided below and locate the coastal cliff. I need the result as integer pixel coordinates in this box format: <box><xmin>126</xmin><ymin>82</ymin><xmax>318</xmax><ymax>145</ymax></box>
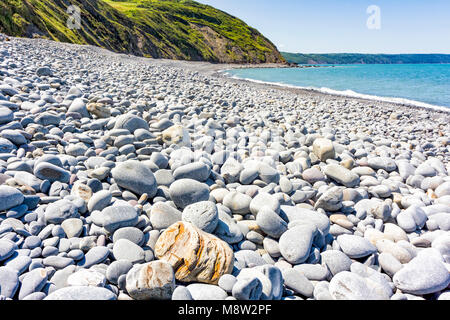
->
<box><xmin>0</xmin><ymin>0</ymin><xmax>285</xmax><ymax>64</ymax></box>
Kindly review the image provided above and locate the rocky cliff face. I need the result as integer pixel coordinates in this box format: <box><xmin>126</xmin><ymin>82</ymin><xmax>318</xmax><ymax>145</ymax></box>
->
<box><xmin>0</xmin><ymin>0</ymin><xmax>285</xmax><ymax>64</ymax></box>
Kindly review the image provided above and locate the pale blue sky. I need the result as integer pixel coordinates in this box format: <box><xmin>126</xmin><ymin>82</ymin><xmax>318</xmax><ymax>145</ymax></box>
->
<box><xmin>197</xmin><ymin>0</ymin><xmax>450</xmax><ymax>54</ymax></box>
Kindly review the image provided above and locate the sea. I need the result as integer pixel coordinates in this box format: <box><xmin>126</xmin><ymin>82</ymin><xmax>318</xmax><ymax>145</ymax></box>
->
<box><xmin>224</xmin><ymin>64</ymin><xmax>450</xmax><ymax>111</ymax></box>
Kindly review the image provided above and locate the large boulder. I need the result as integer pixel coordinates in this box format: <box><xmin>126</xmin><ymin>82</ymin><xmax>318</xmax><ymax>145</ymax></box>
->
<box><xmin>155</xmin><ymin>222</ymin><xmax>234</xmax><ymax>285</ymax></box>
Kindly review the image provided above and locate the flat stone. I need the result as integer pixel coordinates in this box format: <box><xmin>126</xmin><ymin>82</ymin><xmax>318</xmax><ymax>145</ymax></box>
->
<box><xmin>379</xmin><ymin>252</ymin><xmax>403</xmax><ymax>277</ymax></box>
<box><xmin>294</xmin><ymin>264</ymin><xmax>330</xmax><ymax>281</ymax></box>
<box><xmin>218</xmin><ymin>274</ymin><xmax>237</xmax><ymax>293</ymax></box>
<box><xmin>112</xmin><ymin>227</ymin><xmax>144</xmax><ymax>246</ymax></box>
<box><xmin>101</xmin><ymin>205</ymin><xmax>139</xmax><ymax>233</ymax></box>
<box><xmin>281</xmin><ymin>206</ymin><xmax>330</xmax><ymax>234</ymax></box>
<box><xmin>221</xmin><ymin>157</ymin><xmax>244</xmax><ymax>184</ymax></box>
<box><xmin>337</xmin><ymin>235</ymin><xmax>377</xmax><ymax>259</ymax></box>
<box><xmin>368</xmin><ymin>157</ymin><xmax>397</xmax><ymax>172</ymax></box>
<box><xmin>4</xmin><ymin>255</ymin><xmax>32</xmax><ymax>275</ymax></box>
<box><xmin>173</xmin><ymin>162</ymin><xmax>211</xmax><ymax>182</ymax></box>
<box><xmin>114</xmin><ymin>113</ymin><xmax>149</xmax><ymax>133</ymax></box>
<box><xmin>172</xmin><ymin>286</ymin><xmax>193</xmax><ymax>300</ymax></box>
<box><xmin>34</xmin><ymin>162</ymin><xmax>70</xmax><ymax>183</ymax></box>
<box><xmin>14</xmin><ymin>172</ymin><xmax>42</xmax><ymax>192</ymax></box>
<box><xmin>43</xmin><ymin>256</ymin><xmax>74</xmax><ymax>269</ymax></box>
<box><xmin>18</xmin><ymin>268</ymin><xmax>48</xmax><ymax>300</ymax></box>
<box><xmin>45</xmin><ymin>286</ymin><xmax>116</xmax><ymax>300</ymax></box>
<box><xmin>161</xmin><ymin>125</ymin><xmax>190</xmax><ymax>147</ymax></box>
<box><xmin>77</xmin><ymin>246</ymin><xmax>110</xmax><ymax>268</ymax></box>
<box><xmin>0</xmin><ymin>186</ymin><xmax>24</xmax><ymax>211</ymax></box>
<box><xmin>87</xmin><ymin>190</ymin><xmax>112</xmax><ymax>212</ymax></box>
<box><xmin>314</xmin><ymin>186</ymin><xmax>343</xmax><ymax>212</ymax></box>
<box><xmin>232</xmin><ymin>276</ymin><xmax>262</xmax><ymax>300</ymax></box>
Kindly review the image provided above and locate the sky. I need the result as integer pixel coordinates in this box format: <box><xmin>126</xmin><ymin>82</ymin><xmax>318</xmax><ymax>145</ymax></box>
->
<box><xmin>197</xmin><ymin>0</ymin><xmax>450</xmax><ymax>54</ymax></box>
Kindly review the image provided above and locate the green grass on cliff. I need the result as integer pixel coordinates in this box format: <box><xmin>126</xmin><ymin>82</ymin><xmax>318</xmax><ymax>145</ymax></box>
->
<box><xmin>0</xmin><ymin>0</ymin><xmax>284</xmax><ymax>63</ymax></box>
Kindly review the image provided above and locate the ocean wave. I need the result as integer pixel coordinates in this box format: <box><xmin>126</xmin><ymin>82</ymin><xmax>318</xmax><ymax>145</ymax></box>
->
<box><xmin>222</xmin><ymin>71</ymin><xmax>450</xmax><ymax>114</ymax></box>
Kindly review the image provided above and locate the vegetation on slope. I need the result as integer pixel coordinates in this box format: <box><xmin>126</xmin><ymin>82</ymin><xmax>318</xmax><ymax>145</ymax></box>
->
<box><xmin>282</xmin><ymin>52</ymin><xmax>450</xmax><ymax>65</ymax></box>
<box><xmin>0</xmin><ymin>0</ymin><xmax>285</xmax><ymax>63</ymax></box>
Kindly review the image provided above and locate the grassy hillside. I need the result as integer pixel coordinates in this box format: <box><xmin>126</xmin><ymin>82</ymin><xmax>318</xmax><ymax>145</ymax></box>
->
<box><xmin>282</xmin><ymin>52</ymin><xmax>450</xmax><ymax>65</ymax></box>
<box><xmin>0</xmin><ymin>0</ymin><xmax>285</xmax><ymax>63</ymax></box>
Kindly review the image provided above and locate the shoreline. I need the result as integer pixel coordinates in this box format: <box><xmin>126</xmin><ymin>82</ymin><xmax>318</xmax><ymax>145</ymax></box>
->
<box><xmin>219</xmin><ymin>70</ymin><xmax>450</xmax><ymax>115</ymax></box>
<box><xmin>210</xmin><ymin>67</ymin><xmax>450</xmax><ymax>118</ymax></box>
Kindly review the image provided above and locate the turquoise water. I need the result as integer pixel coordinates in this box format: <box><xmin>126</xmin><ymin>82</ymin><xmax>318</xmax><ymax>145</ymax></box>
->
<box><xmin>226</xmin><ymin>64</ymin><xmax>450</xmax><ymax>109</ymax></box>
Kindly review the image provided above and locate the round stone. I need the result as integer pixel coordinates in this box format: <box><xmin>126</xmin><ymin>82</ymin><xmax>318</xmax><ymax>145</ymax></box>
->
<box><xmin>336</xmin><ymin>235</ymin><xmax>377</xmax><ymax>259</ymax></box>
<box><xmin>113</xmin><ymin>239</ymin><xmax>145</xmax><ymax>264</ymax></box>
<box><xmin>112</xmin><ymin>227</ymin><xmax>145</xmax><ymax>246</ymax></box>
<box><xmin>393</xmin><ymin>256</ymin><xmax>450</xmax><ymax>295</ymax></box>
<box><xmin>249</xmin><ymin>192</ymin><xmax>280</xmax><ymax>215</ymax></box>
<box><xmin>111</xmin><ymin>160</ymin><xmax>157</xmax><ymax>197</ymax></box>
<box><xmin>106</xmin><ymin>260</ymin><xmax>133</xmax><ymax>285</ymax></box>
<box><xmin>320</xmin><ymin>250</ymin><xmax>353</xmax><ymax>276</ymax></box>
<box><xmin>329</xmin><ymin>271</ymin><xmax>390</xmax><ymax>300</ymax></box>
<box><xmin>187</xmin><ymin>283</ymin><xmax>228</xmax><ymax>300</ymax></box>
<box><xmin>173</xmin><ymin>162</ymin><xmax>211</xmax><ymax>182</ymax></box>
<box><xmin>67</xmin><ymin>269</ymin><xmax>106</xmax><ymax>287</ymax></box>
<box><xmin>255</xmin><ymin>207</ymin><xmax>288</xmax><ymax>238</ymax></box>
<box><xmin>223</xmin><ymin>191</ymin><xmax>252</xmax><ymax>215</ymax></box>
<box><xmin>169</xmin><ymin>179</ymin><xmax>210</xmax><ymax>209</ymax></box>
<box><xmin>61</xmin><ymin>218</ymin><xmax>83</xmax><ymax>238</ymax></box>
<box><xmin>101</xmin><ymin>206</ymin><xmax>139</xmax><ymax>233</ymax></box>
<box><xmin>44</xmin><ymin>199</ymin><xmax>79</xmax><ymax>224</ymax></box>
<box><xmin>149</xmin><ymin>202</ymin><xmax>182</xmax><ymax>230</ymax></box>
<box><xmin>182</xmin><ymin>201</ymin><xmax>219</xmax><ymax>233</ymax></box>
<box><xmin>279</xmin><ymin>224</ymin><xmax>316</xmax><ymax>265</ymax></box>
<box><xmin>125</xmin><ymin>261</ymin><xmax>175</xmax><ymax>300</ymax></box>
<box><xmin>232</xmin><ymin>276</ymin><xmax>263</xmax><ymax>300</ymax></box>
<box><xmin>87</xmin><ymin>190</ymin><xmax>112</xmax><ymax>212</ymax></box>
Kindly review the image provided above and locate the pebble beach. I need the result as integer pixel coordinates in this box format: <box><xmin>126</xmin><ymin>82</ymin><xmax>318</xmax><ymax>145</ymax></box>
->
<box><xmin>0</xmin><ymin>35</ymin><xmax>449</xmax><ymax>301</ymax></box>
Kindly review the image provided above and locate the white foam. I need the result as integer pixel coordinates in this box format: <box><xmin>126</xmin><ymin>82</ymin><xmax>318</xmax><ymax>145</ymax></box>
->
<box><xmin>222</xmin><ymin>70</ymin><xmax>450</xmax><ymax>114</ymax></box>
